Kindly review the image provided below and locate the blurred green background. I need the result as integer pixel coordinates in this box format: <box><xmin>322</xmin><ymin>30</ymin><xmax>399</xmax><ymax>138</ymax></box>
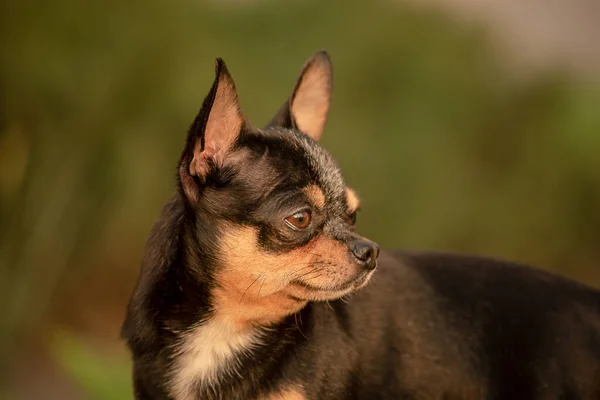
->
<box><xmin>1</xmin><ymin>0</ymin><xmax>600</xmax><ymax>398</ymax></box>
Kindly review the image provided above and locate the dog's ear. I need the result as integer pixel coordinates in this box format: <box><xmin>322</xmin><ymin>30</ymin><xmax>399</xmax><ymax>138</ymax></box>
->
<box><xmin>179</xmin><ymin>58</ymin><xmax>245</xmax><ymax>202</ymax></box>
<box><xmin>267</xmin><ymin>51</ymin><xmax>333</xmax><ymax>141</ymax></box>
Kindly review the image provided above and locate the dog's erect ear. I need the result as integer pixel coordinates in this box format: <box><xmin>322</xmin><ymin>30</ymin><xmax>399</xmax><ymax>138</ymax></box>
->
<box><xmin>179</xmin><ymin>58</ymin><xmax>245</xmax><ymax>202</ymax></box>
<box><xmin>267</xmin><ymin>51</ymin><xmax>333</xmax><ymax>141</ymax></box>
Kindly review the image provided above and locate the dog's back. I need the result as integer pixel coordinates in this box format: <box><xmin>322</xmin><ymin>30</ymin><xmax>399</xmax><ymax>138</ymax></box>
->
<box><xmin>322</xmin><ymin>251</ymin><xmax>600</xmax><ymax>399</ymax></box>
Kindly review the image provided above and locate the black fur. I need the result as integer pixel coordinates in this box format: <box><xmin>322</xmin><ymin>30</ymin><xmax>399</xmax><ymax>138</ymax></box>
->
<box><xmin>122</xmin><ymin>52</ymin><xmax>600</xmax><ymax>399</ymax></box>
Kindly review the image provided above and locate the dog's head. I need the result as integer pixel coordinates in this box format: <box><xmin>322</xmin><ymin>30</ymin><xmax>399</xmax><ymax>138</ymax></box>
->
<box><xmin>178</xmin><ymin>51</ymin><xmax>379</xmax><ymax>324</ymax></box>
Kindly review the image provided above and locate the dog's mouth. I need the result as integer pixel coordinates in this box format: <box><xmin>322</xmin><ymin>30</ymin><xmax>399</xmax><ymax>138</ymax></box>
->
<box><xmin>290</xmin><ymin>268</ymin><xmax>375</xmax><ymax>297</ymax></box>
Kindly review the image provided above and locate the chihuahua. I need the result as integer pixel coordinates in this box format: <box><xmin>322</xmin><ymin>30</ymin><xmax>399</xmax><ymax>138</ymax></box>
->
<box><xmin>122</xmin><ymin>51</ymin><xmax>600</xmax><ymax>399</ymax></box>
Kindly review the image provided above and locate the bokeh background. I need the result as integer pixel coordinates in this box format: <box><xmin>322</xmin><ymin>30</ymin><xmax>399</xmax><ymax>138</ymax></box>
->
<box><xmin>2</xmin><ymin>0</ymin><xmax>600</xmax><ymax>398</ymax></box>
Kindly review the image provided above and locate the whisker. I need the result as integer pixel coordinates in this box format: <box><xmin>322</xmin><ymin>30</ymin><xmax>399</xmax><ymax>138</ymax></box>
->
<box><xmin>239</xmin><ymin>274</ymin><xmax>262</xmax><ymax>304</ymax></box>
<box><xmin>257</xmin><ymin>275</ymin><xmax>267</xmax><ymax>297</ymax></box>
<box><xmin>326</xmin><ymin>300</ymin><xmax>334</xmax><ymax>310</ymax></box>
<box><xmin>294</xmin><ymin>312</ymin><xmax>308</xmax><ymax>340</ymax></box>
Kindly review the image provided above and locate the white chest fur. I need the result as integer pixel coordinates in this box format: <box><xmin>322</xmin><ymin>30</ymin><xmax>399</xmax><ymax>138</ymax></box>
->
<box><xmin>169</xmin><ymin>318</ymin><xmax>262</xmax><ymax>399</ymax></box>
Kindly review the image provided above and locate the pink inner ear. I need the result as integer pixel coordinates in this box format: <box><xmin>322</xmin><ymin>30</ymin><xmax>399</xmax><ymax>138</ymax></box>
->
<box><xmin>291</xmin><ymin>55</ymin><xmax>332</xmax><ymax>142</ymax></box>
<box><xmin>189</xmin><ymin>144</ymin><xmax>210</xmax><ymax>179</ymax></box>
<box><xmin>190</xmin><ymin>70</ymin><xmax>244</xmax><ymax>178</ymax></box>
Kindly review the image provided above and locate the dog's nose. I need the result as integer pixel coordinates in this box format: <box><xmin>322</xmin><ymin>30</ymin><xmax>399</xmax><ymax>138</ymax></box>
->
<box><xmin>350</xmin><ymin>240</ymin><xmax>379</xmax><ymax>270</ymax></box>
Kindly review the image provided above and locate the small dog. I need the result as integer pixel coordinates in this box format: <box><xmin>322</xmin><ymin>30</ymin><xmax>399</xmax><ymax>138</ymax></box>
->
<box><xmin>122</xmin><ymin>51</ymin><xmax>600</xmax><ymax>399</ymax></box>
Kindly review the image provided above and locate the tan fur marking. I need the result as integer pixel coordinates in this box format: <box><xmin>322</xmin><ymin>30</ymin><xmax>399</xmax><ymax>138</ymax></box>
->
<box><xmin>346</xmin><ymin>187</ymin><xmax>360</xmax><ymax>213</ymax></box>
<box><xmin>261</xmin><ymin>386</ymin><xmax>306</xmax><ymax>400</ymax></box>
<box><xmin>304</xmin><ymin>184</ymin><xmax>326</xmax><ymax>209</ymax></box>
<box><xmin>170</xmin><ymin>224</ymin><xmax>373</xmax><ymax>398</ymax></box>
<box><xmin>291</xmin><ymin>55</ymin><xmax>332</xmax><ymax>141</ymax></box>
<box><xmin>216</xmin><ymin>224</ymin><xmax>369</xmax><ymax>326</ymax></box>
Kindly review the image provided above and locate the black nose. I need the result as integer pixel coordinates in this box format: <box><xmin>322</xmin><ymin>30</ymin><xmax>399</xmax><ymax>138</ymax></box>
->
<box><xmin>350</xmin><ymin>240</ymin><xmax>379</xmax><ymax>270</ymax></box>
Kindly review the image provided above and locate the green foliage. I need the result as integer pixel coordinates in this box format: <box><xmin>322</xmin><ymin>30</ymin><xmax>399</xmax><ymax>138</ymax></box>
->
<box><xmin>51</xmin><ymin>330</ymin><xmax>132</xmax><ymax>400</ymax></box>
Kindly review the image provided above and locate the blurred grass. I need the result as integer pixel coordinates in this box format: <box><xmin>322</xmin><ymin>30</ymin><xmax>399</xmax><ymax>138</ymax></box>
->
<box><xmin>51</xmin><ymin>330</ymin><xmax>132</xmax><ymax>400</ymax></box>
<box><xmin>1</xmin><ymin>0</ymin><xmax>600</xmax><ymax>398</ymax></box>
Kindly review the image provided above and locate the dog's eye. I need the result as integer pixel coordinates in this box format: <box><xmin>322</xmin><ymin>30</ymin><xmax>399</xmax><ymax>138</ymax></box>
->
<box><xmin>284</xmin><ymin>210</ymin><xmax>312</xmax><ymax>231</ymax></box>
<box><xmin>348</xmin><ymin>210</ymin><xmax>358</xmax><ymax>225</ymax></box>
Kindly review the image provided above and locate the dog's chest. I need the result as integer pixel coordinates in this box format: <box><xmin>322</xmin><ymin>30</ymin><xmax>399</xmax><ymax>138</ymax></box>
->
<box><xmin>169</xmin><ymin>319</ymin><xmax>261</xmax><ymax>399</ymax></box>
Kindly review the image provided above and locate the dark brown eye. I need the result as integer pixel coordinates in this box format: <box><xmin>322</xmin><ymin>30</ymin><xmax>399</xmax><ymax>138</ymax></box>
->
<box><xmin>284</xmin><ymin>210</ymin><xmax>312</xmax><ymax>230</ymax></box>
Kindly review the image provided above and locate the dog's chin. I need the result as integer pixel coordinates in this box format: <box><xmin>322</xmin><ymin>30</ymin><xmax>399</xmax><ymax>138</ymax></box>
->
<box><xmin>289</xmin><ymin>269</ymin><xmax>375</xmax><ymax>301</ymax></box>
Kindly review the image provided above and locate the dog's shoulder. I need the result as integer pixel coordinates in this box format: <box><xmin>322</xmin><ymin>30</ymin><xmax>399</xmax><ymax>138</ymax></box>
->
<box><xmin>385</xmin><ymin>249</ymin><xmax>600</xmax><ymax>302</ymax></box>
<box><xmin>344</xmin><ymin>250</ymin><xmax>600</xmax><ymax>398</ymax></box>
<box><xmin>359</xmin><ymin>248</ymin><xmax>600</xmax><ymax>355</ymax></box>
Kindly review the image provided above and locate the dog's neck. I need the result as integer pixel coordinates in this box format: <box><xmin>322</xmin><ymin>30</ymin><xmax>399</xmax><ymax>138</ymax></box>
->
<box><xmin>167</xmin><ymin>301</ymin><xmax>314</xmax><ymax>400</ymax></box>
<box><xmin>167</xmin><ymin>199</ymin><xmax>311</xmax><ymax>398</ymax></box>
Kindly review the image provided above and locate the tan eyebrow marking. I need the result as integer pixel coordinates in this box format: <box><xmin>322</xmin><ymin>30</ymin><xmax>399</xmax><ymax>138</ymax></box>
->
<box><xmin>346</xmin><ymin>187</ymin><xmax>360</xmax><ymax>213</ymax></box>
<box><xmin>303</xmin><ymin>184</ymin><xmax>326</xmax><ymax>209</ymax></box>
